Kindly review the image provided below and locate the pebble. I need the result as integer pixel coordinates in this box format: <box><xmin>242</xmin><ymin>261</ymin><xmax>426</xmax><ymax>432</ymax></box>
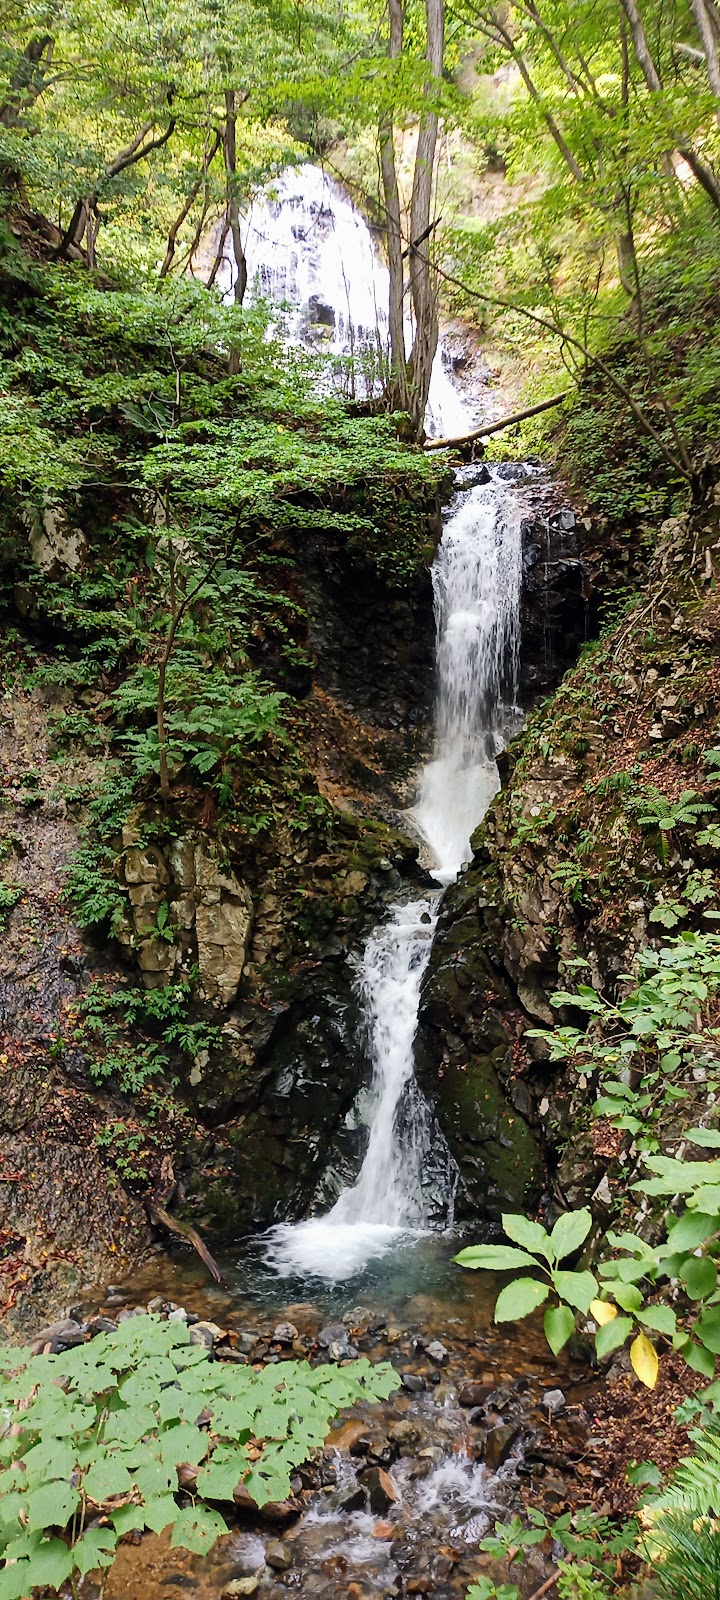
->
<box><xmin>31</xmin><ymin>1318</ymin><xmax>87</xmax><ymax>1353</ymax></box>
<box><xmin>542</xmin><ymin>1388</ymin><xmax>566</xmax><ymax>1417</ymax></box>
<box><xmin>339</xmin><ymin>1484</ymin><xmax>367</xmax><ymax>1513</ymax></box>
<box><xmin>265</xmin><ymin>1539</ymin><xmax>292</xmax><ymax>1572</ymax></box>
<box><xmin>272</xmin><ymin>1322</ymin><xmax>299</xmax><ymax>1345</ymax></box>
<box><xmin>222</xmin><ymin>1580</ymin><xmax>260</xmax><ymax>1598</ymax></box>
<box><xmin>401</xmin><ymin>1374</ymin><xmax>425</xmax><ymax>1393</ymax></box>
<box><xmin>424</xmin><ymin>1341</ymin><xmax>449</xmax><ymax>1366</ymax></box>
<box><xmin>317</xmin><ymin>1323</ymin><xmax>346</xmax><ymax>1348</ymax></box>
<box><xmin>167</xmin><ymin>1307</ymin><xmax>189</xmax><ymax>1323</ymax></box>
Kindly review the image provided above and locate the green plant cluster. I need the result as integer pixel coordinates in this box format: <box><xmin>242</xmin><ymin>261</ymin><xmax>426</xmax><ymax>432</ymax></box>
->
<box><xmin>0</xmin><ymin>1313</ymin><xmax>398</xmax><ymax>1599</ymax></box>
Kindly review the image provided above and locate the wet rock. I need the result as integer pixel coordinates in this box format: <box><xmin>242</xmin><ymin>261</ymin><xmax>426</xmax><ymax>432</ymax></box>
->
<box><xmin>222</xmin><ymin>1580</ymin><xmax>260</xmax><ymax>1599</ymax></box>
<box><xmin>272</xmin><ymin>1322</ymin><xmax>299</xmax><ymax>1345</ymax></box>
<box><xmin>265</xmin><ymin>1539</ymin><xmax>292</xmax><ymax>1571</ymax></box>
<box><xmin>338</xmin><ymin>1484</ymin><xmax>367</xmax><ymax>1513</ymax></box>
<box><xmin>86</xmin><ymin>1315</ymin><xmax>117</xmax><ymax>1336</ymax></box>
<box><xmin>458</xmin><ymin>1382</ymin><xmax>494</xmax><ymax>1409</ymax></box>
<box><xmin>484</xmin><ymin>1423</ymin><xmax>520</xmax><ymax>1471</ymax></box>
<box><xmin>31</xmin><ymin>1317</ymin><xmax>87</xmax><ymax>1352</ymax></box>
<box><xmin>387</xmin><ymin>1419</ymin><xmax>422</xmax><ymax>1453</ymax></box>
<box><xmin>189</xmin><ymin>1320</ymin><xmax>225</xmax><ymax>1349</ymax></box>
<box><xmin>327</xmin><ymin>1420</ymin><xmax>369</xmax><ymax>1454</ymax></box>
<box><xmin>401</xmin><ymin>1373</ymin><xmax>425</xmax><ymax>1394</ymax></box>
<box><xmin>542</xmin><ymin>1388</ymin><xmax>566</xmax><ymax>1418</ymax></box>
<box><xmin>317</xmin><ymin>1323</ymin><xmax>348</xmax><ymax>1349</ymax></box>
<box><xmin>362</xmin><ymin>1466</ymin><xmax>398</xmax><ymax>1514</ymax></box>
<box><xmin>424</xmin><ymin>1340</ymin><xmax>448</xmax><ymax>1365</ymax></box>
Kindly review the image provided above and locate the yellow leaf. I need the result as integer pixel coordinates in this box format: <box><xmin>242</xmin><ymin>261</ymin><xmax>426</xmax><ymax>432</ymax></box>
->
<box><xmin>590</xmin><ymin>1299</ymin><xmax>618</xmax><ymax>1326</ymax></box>
<box><xmin>630</xmin><ymin>1332</ymin><xmax>659</xmax><ymax>1389</ymax></box>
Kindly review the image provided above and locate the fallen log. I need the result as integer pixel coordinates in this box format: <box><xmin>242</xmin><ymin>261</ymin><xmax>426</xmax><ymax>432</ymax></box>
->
<box><xmin>423</xmin><ymin>388</ymin><xmax>570</xmax><ymax>452</ymax></box>
<box><xmin>146</xmin><ymin>1199</ymin><xmax>228</xmax><ymax>1286</ymax></box>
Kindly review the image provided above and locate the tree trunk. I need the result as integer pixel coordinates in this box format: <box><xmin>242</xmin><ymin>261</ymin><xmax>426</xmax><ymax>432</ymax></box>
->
<box><xmin>407</xmin><ymin>0</ymin><xmax>445</xmax><ymax>435</ymax></box>
<box><xmin>379</xmin><ymin>0</ymin><xmax>410</xmax><ymax>411</ymax></box>
<box><xmin>160</xmin><ymin>131</ymin><xmax>221</xmax><ymax>277</ymax></box>
<box><xmin>690</xmin><ymin>0</ymin><xmax>720</xmax><ymax>121</ymax></box>
<box><xmin>224</xmin><ymin>89</ymin><xmax>248</xmax><ymax>308</ymax></box>
<box><xmin>620</xmin><ymin>0</ymin><xmax>720</xmax><ymax>207</ymax></box>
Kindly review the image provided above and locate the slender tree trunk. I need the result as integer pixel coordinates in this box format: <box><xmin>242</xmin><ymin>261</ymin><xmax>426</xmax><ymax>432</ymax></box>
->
<box><xmin>620</xmin><ymin>0</ymin><xmax>720</xmax><ymax>207</ymax></box>
<box><xmin>407</xmin><ymin>0</ymin><xmax>445</xmax><ymax>434</ymax></box>
<box><xmin>379</xmin><ymin>0</ymin><xmax>410</xmax><ymax>411</ymax></box>
<box><xmin>224</xmin><ymin>90</ymin><xmax>247</xmax><ymax>306</ymax></box>
<box><xmin>690</xmin><ymin>0</ymin><xmax>720</xmax><ymax>121</ymax></box>
<box><xmin>159</xmin><ymin>130</ymin><xmax>221</xmax><ymax>277</ymax></box>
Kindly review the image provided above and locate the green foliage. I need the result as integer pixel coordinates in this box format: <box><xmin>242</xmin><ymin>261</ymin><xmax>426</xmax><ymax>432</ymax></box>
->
<box><xmin>467</xmin><ymin>1507</ymin><xmax>634</xmax><ymax>1600</ymax></box>
<box><xmin>0</xmin><ymin>881</ymin><xmax>21</xmax><ymax>928</ymax></box>
<box><xmin>455</xmin><ymin>1206</ymin><xmax>595</xmax><ymax>1353</ymax></box>
<box><xmin>0</xmin><ymin>1313</ymin><xmax>398</xmax><ymax>1596</ymax></box>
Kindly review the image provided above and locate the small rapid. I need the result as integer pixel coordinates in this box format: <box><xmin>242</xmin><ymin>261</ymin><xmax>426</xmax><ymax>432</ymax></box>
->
<box><xmin>230</xmin><ymin>162</ymin><xmax>525</xmax><ymax>1282</ymax></box>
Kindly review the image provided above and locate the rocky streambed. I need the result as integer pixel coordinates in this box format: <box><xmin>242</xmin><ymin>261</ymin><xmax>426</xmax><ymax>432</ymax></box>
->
<box><xmin>26</xmin><ymin>1247</ymin><xmax>594</xmax><ymax>1600</ymax></box>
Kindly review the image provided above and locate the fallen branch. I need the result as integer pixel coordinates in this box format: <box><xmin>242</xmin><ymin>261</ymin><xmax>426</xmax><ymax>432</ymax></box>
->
<box><xmin>147</xmin><ymin>1157</ymin><xmax>227</xmax><ymax>1285</ymax></box>
<box><xmin>146</xmin><ymin>1199</ymin><xmax>228</xmax><ymax>1287</ymax></box>
<box><xmin>527</xmin><ymin>1573</ymin><xmax>560</xmax><ymax>1600</ymax></box>
<box><xmin>424</xmin><ymin>388</ymin><xmax>570</xmax><ymax>451</ymax></box>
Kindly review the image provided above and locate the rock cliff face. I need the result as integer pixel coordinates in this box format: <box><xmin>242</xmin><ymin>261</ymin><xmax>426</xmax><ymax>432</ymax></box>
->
<box><xmin>417</xmin><ymin>496</ymin><xmax>720</xmax><ymax>1219</ymax></box>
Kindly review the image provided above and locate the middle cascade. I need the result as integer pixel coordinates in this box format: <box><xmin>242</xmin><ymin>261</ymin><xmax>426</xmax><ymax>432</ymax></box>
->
<box><xmin>264</xmin><ymin>468</ymin><xmax>524</xmax><ymax>1283</ymax></box>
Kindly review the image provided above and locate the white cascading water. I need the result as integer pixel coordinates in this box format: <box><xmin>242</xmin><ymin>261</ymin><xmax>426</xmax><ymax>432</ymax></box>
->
<box><xmin>231</xmin><ymin>164</ymin><xmax>524</xmax><ymax>1280</ymax></box>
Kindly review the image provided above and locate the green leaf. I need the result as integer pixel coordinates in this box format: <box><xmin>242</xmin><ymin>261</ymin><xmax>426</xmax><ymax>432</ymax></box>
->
<box><xmin>170</xmin><ymin>1504</ymin><xmax>227</xmax><ymax>1555</ymax></box>
<box><xmin>453</xmin><ymin>1244</ymin><xmax>539</xmax><ymax>1271</ymax></box>
<box><xmin>681</xmin><ymin>1255</ymin><xmax>718</xmax><ymax>1300</ymax></box>
<box><xmin>142</xmin><ymin>1495</ymin><xmax>182</xmax><ymax>1534</ymax></box>
<box><xmin>636</xmin><ymin>1305</ymin><xmax>677</xmax><ymax>1335</ymax></box>
<box><xmin>666</xmin><ymin>1212</ymin><xmax>718</xmax><ymax>1251</ymax></box>
<box><xmin>596</xmin><ymin>1317</ymin><xmax>634</xmax><ymax>1359</ymax></box>
<box><xmin>501</xmin><ymin>1214</ymin><xmax>552</xmax><ymax>1259</ymax></box>
<box><xmin>544</xmin><ymin>1305</ymin><xmax>575</xmax><ymax>1355</ymax></box>
<box><xmin>158</xmin><ymin>1422</ymin><xmax>209</xmax><ymax>1467</ymax></box>
<box><xmin>195</xmin><ymin>1446</ymin><xmax>248</xmax><ymax>1500</ymax></box>
<box><xmin>494</xmin><ymin>1277</ymin><xmax>549</xmax><ymax>1323</ymax></box>
<box><xmin>694</xmin><ymin>1306</ymin><xmax>720</xmax><ymax>1354</ymax></box>
<box><xmin>0</xmin><ymin>1563</ymin><xmax>35</xmax><ymax>1600</ymax></box>
<box><xmin>691</xmin><ymin>1186</ymin><xmax>720</xmax><ymax>1214</ymax></box>
<box><xmin>72</xmin><ymin>1527</ymin><xmax>117</xmax><ymax>1576</ymax></box>
<box><xmin>552</xmin><ymin>1270</ymin><xmax>598</xmax><ymax>1313</ymax></box>
<box><xmin>688</xmin><ymin>1128</ymin><xmax>720</xmax><ymax>1148</ymax></box>
<box><xmin>83</xmin><ymin>1456</ymin><xmax>134</xmax><ymax>1502</ymax></box>
<box><xmin>611</xmin><ymin>1282</ymin><xmax>644</xmax><ymax>1313</ymax></box>
<box><xmin>682</xmin><ymin>1338</ymin><xmax>716</xmax><ymax>1376</ymax></box>
<box><xmin>102</xmin><ymin>1405</ymin><xmax>157</xmax><ymax>1448</ymax></box>
<box><xmin>23</xmin><ymin>1478</ymin><xmax>79</xmax><ymax>1528</ymax></box>
<box><xmin>549</xmin><ymin>1208</ymin><xmax>593</xmax><ymax>1261</ymax></box>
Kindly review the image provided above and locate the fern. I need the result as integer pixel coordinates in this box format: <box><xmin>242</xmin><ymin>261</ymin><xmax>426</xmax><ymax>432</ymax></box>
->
<box><xmin>648</xmin><ymin>1424</ymin><xmax>720</xmax><ymax>1520</ymax></box>
<box><xmin>650</xmin><ymin>1516</ymin><xmax>720</xmax><ymax>1600</ymax></box>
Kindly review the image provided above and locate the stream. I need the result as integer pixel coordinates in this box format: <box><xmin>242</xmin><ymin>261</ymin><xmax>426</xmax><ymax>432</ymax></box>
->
<box><xmin>95</xmin><ymin>166</ymin><xmax>571</xmax><ymax>1600</ymax></box>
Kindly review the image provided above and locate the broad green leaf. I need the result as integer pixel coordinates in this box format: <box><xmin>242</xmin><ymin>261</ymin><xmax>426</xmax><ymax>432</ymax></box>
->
<box><xmin>691</xmin><ymin>1186</ymin><xmax>720</xmax><ymax>1213</ymax></box>
<box><xmin>0</xmin><ymin>1563</ymin><xmax>34</xmax><ymax>1600</ymax></box>
<box><xmin>552</xmin><ymin>1270</ymin><xmax>598</xmax><ymax>1313</ymax></box>
<box><xmin>544</xmin><ymin>1305</ymin><xmax>575</xmax><ymax>1355</ymax></box>
<box><xmin>549</xmin><ymin>1208</ymin><xmax>593</xmax><ymax>1261</ymax></box>
<box><xmin>682</xmin><ymin>1337</ymin><xmax>716</xmax><ymax>1375</ymax></box>
<box><xmin>17</xmin><ymin>1536</ymin><xmax>72</xmax><ymax>1589</ymax></box>
<box><xmin>453</xmin><ymin>1244</ymin><xmax>539</xmax><ymax>1271</ymax></box>
<box><xmin>630</xmin><ymin>1333</ymin><xmax>659</xmax><ymax>1389</ymax></box>
<box><xmin>501</xmin><ymin>1214</ymin><xmax>552</xmax><ymax>1258</ymax></box>
<box><xmin>596</xmin><ymin>1317</ymin><xmax>634</xmax><ymax>1359</ymax></box>
<box><xmin>494</xmin><ymin>1277</ymin><xmax>549</xmax><ymax>1323</ymax></box>
<box><xmin>688</xmin><ymin>1128</ymin><xmax>720</xmax><ymax>1148</ymax></box>
<box><xmin>83</xmin><ymin>1456</ymin><xmax>134</xmax><ymax>1502</ymax></box>
<box><xmin>170</xmin><ymin>1504</ymin><xmax>227</xmax><ymax>1555</ymax></box>
<box><xmin>680</xmin><ymin>1255</ymin><xmax>718</xmax><ymax>1300</ymax></box>
<box><xmin>694</xmin><ymin>1306</ymin><xmax>720</xmax><ymax>1354</ymax></box>
<box><xmin>23</xmin><ymin>1479</ymin><xmax>79</xmax><ymax>1529</ymax></box>
<box><xmin>110</xmin><ymin>1503</ymin><xmax>147</xmax><ymax>1535</ymax></box>
<box><xmin>72</xmin><ymin>1527</ymin><xmax>116</xmax><ymax>1576</ymax></box>
<box><xmin>636</xmin><ymin>1305</ymin><xmax>677</xmax><ymax>1336</ymax></box>
<box><xmin>195</xmin><ymin>1447</ymin><xmax>248</xmax><ymax>1500</ymax></box>
<box><xmin>610</xmin><ymin>1282</ymin><xmax>643</xmax><ymax>1313</ymax></box>
<box><xmin>666</xmin><ymin>1212</ymin><xmax>718</xmax><ymax>1251</ymax></box>
<box><xmin>102</xmin><ymin>1405</ymin><xmax>157</xmax><ymax>1448</ymax></box>
<box><xmin>20</xmin><ymin>1440</ymin><xmax>75</xmax><ymax>1483</ymax></box>
<box><xmin>142</xmin><ymin>1495</ymin><xmax>182</xmax><ymax>1534</ymax></box>
<box><xmin>158</xmin><ymin>1422</ymin><xmax>209</xmax><ymax>1467</ymax></box>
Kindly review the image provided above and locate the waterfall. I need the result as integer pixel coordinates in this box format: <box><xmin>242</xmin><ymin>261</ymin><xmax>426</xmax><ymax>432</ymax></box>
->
<box><xmin>239</xmin><ymin>164</ymin><xmax>524</xmax><ymax>1281</ymax></box>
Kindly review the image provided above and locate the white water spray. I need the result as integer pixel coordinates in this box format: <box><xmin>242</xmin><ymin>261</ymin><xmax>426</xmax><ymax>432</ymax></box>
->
<box><xmin>237</xmin><ymin>165</ymin><xmax>525</xmax><ymax>1281</ymax></box>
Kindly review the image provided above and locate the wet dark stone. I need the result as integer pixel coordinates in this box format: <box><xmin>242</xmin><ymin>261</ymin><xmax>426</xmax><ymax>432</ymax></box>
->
<box><xmin>362</xmin><ymin>1466</ymin><xmax>398</xmax><ymax>1514</ymax></box>
<box><xmin>484</xmin><ymin>1423</ymin><xmax>520</xmax><ymax>1471</ymax></box>
<box><xmin>458</xmin><ymin>1382</ymin><xmax>494</xmax><ymax>1409</ymax></box>
<box><xmin>401</xmin><ymin>1373</ymin><xmax>426</xmax><ymax>1393</ymax></box>
<box><xmin>339</xmin><ymin>1484</ymin><xmax>367</xmax><ymax>1513</ymax></box>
